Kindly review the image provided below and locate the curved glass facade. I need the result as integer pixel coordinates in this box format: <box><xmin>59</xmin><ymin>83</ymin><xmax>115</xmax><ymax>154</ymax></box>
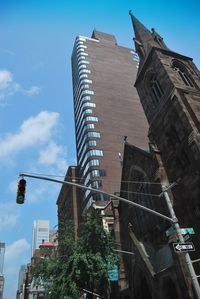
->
<box><xmin>72</xmin><ymin>36</ymin><xmax>103</xmax><ymax>204</ymax></box>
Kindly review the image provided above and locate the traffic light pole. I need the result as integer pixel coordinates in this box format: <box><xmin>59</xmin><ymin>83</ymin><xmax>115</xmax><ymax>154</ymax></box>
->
<box><xmin>20</xmin><ymin>172</ymin><xmax>175</xmax><ymax>223</ymax></box>
<box><xmin>161</xmin><ymin>185</ymin><xmax>200</xmax><ymax>299</ymax></box>
<box><xmin>19</xmin><ymin>172</ymin><xmax>200</xmax><ymax>298</ymax></box>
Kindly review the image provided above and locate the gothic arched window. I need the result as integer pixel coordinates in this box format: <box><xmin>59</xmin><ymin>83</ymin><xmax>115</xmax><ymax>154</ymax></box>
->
<box><xmin>172</xmin><ymin>60</ymin><xmax>195</xmax><ymax>87</ymax></box>
<box><xmin>145</xmin><ymin>73</ymin><xmax>164</xmax><ymax>106</ymax></box>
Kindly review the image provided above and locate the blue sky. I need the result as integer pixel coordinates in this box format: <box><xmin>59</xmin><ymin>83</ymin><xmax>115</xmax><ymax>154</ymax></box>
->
<box><xmin>0</xmin><ymin>0</ymin><xmax>200</xmax><ymax>298</ymax></box>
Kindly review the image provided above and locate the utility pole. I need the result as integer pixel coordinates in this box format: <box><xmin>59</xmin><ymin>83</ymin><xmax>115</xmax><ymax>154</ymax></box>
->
<box><xmin>151</xmin><ymin>143</ymin><xmax>200</xmax><ymax>299</ymax></box>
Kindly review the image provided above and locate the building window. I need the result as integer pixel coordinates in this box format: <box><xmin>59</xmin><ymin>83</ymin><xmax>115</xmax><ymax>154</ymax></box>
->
<box><xmin>77</xmin><ymin>37</ymin><xmax>86</xmax><ymax>42</ymax></box>
<box><xmin>79</xmin><ymin>64</ymin><xmax>87</xmax><ymax>70</ymax></box>
<box><xmin>80</xmin><ymin>74</ymin><xmax>88</xmax><ymax>79</ymax></box>
<box><xmin>77</xmin><ymin>48</ymin><xmax>85</xmax><ymax>54</ymax></box>
<box><xmin>85</xmin><ymin>116</ymin><xmax>98</xmax><ymax>122</ymax></box>
<box><xmin>78</xmin><ymin>55</ymin><xmax>87</xmax><ymax>61</ymax></box>
<box><xmin>79</xmin><ymin>69</ymin><xmax>91</xmax><ymax>75</ymax></box>
<box><xmin>78</xmin><ymin>60</ymin><xmax>90</xmax><ymax>66</ymax></box>
<box><xmin>81</xmin><ymin>90</ymin><xmax>94</xmax><ymax>96</ymax></box>
<box><xmin>172</xmin><ymin>60</ymin><xmax>195</xmax><ymax>87</ymax></box>
<box><xmin>80</xmin><ymin>79</ymin><xmax>92</xmax><ymax>84</ymax></box>
<box><xmin>91</xmin><ymin>169</ymin><xmax>106</xmax><ymax>177</ymax></box>
<box><xmin>149</xmin><ymin>76</ymin><xmax>164</xmax><ymax>104</ymax></box>
<box><xmin>88</xmin><ymin>139</ymin><xmax>96</xmax><ymax>146</ymax></box>
<box><xmin>87</xmin><ymin>131</ymin><xmax>100</xmax><ymax>138</ymax></box>
<box><xmin>145</xmin><ymin>72</ymin><xmax>164</xmax><ymax>107</ymax></box>
<box><xmin>77</xmin><ymin>52</ymin><xmax>88</xmax><ymax>57</ymax></box>
<box><xmin>91</xmin><ymin>180</ymin><xmax>102</xmax><ymax>189</ymax></box>
<box><xmin>76</xmin><ymin>44</ymin><xmax>87</xmax><ymax>50</ymax></box>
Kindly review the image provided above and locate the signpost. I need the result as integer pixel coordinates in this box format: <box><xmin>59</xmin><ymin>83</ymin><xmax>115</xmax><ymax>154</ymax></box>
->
<box><xmin>173</xmin><ymin>242</ymin><xmax>195</xmax><ymax>253</ymax></box>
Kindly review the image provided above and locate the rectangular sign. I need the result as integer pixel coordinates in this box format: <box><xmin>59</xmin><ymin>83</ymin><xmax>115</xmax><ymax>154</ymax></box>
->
<box><xmin>183</xmin><ymin>233</ymin><xmax>191</xmax><ymax>242</ymax></box>
<box><xmin>166</xmin><ymin>227</ymin><xmax>195</xmax><ymax>237</ymax></box>
<box><xmin>180</xmin><ymin>228</ymin><xmax>195</xmax><ymax>235</ymax></box>
<box><xmin>173</xmin><ymin>242</ymin><xmax>195</xmax><ymax>253</ymax></box>
<box><xmin>108</xmin><ymin>265</ymin><xmax>119</xmax><ymax>281</ymax></box>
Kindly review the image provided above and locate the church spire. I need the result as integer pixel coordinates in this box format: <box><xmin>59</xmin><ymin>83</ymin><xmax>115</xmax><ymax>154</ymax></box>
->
<box><xmin>129</xmin><ymin>11</ymin><xmax>168</xmax><ymax>61</ymax></box>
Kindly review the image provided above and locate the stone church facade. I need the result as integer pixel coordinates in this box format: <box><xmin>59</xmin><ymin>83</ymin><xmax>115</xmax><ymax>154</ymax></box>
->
<box><xmin>118</xmin><ymin>12</ymin><xmax>200</xmax><ymax>299</ymax></box>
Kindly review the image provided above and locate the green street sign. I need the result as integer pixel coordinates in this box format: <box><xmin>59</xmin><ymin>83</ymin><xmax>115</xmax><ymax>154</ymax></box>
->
<box><xmin>108</xmin><ymin>265</ymin><xmax>119</xmax><ymax>281</ymax></box>
<box><xmin>180</xmin><ymin>228</ymin><xmax>195</xmax><ymax>235</ymax></box>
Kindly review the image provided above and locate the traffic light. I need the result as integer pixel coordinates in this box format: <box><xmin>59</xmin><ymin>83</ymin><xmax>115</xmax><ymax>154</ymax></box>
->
<box><xmin>16</xmin><ymin>178</ymin><xmax>26</xmax><ymax>204</ymax></box>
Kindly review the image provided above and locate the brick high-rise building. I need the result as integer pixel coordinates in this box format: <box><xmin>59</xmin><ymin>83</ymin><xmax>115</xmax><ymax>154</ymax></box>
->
<box><xmin>71</xmin><ymin>30</ymin><xmax>149</xmax><ymax>211</ymax></box>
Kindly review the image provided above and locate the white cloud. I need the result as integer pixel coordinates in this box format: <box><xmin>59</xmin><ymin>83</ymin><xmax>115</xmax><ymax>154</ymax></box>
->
<box><xmin>38</xmin><ymin>142</ymin><xmax>67</xmax><ymax>171</ymax></box>
<box><xmin>5</xmin><ymin>239</ymin><xmax>30</xmax><ymax>261</ymax></box>
<box><xmin>0</xmin><ymin>69</ymin><xmax>40</xmax><ymax>103</ymax></box>
<box><xmin>0</xmin><ymin>111</ymin><xmax>59</xmax><ymax>159</ymax></box>
<box><xmin>0</xmin><ymin>70</ymin><xmax>12</xmax><ymax>89</ymax></box>
<box><xmin>0</xmin><ymin>202</ymin><xmax>20</xmax><ymax>229</ymax></box>
<box><xmin>23</xmin><ymin>85</ymin><xmax>41</xmax><ymax>96</ymax></box>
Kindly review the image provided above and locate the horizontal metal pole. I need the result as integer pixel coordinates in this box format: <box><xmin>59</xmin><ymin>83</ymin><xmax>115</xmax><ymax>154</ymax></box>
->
<box><xmin>114</xmin><ymin>249</ymin><xmax>135</xmax><ymax>256</ymax></box>
<box><xmin>20</xmin><ymin>172</ymin><xmax>176</xmax><ymax>223</ymax></box>
<box><xmin>192</xmin><ymin>259</ymin><xmax>200</xmax><ymax>264</ymax></box>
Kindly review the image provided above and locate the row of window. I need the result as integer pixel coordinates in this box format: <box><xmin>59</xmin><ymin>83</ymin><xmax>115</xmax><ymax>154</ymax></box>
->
<box><xmin>77</xmin><ymin>133</ymin><xmax>96</xmax><ymax>157</ymax></box>
<box><xmin>74</xmin><ymin>84</ymin><xmax>92</xmax><ymax>105</ymax></box>
<box><xmin>77</xmin><ymin>129</ymin><xmax>97</xmax><ymax>154</ymax></box>
<box><xmin>76</xmin><ymin>115</ymin><xmax>98</xmax><ymax>143</ymax></box>
<box><xmin>76</xmin><ymin>109</ymin><xmax>93</xmax><ymax>136</ymax></box>
<box><xmin>78</xmin><ymin>137</ymin><xmax>98</xmax><ymax>162</ymax></box>
<box><xmin>73</xmin><ymin>73</ymin><xmax>91</xmax><ymax>102</ymax></box>
<box><xmin>76</xmin><ymin>109</ymin><xmax>93</xmax><ymax>133</ymax></box>
<box><xmin>76</xmin><ymin>102</ymin><xmax>96</xmax><ymax>121</ymax></box>
<box><xmin>76</xmin><ymin>109</ymin><xmax>97</xmax><ymax>136</ymax></box>
<box><xmin>77</xmin><ymin>101</ymin><xmax>96</xmax><ymax>116</ymax></box>
<box><xmin>74</xmin><ymin>84</ymin><xmax>90</xmax><ymax>105</ymax></box>
<box><xmin>80</xmin><ymin>149</ymin><xmax>104</xmax><ymax>170</ymax></box>
<box><xmin>77</xmin><ymin>122</ymin><xmax>95</xmax><ymax>141</ymax></box>
<box><xmin>78</xmin><ymin>132</ymin><xmax>100</xmax><ymax>161</ymax></box>
<box><xmin>75</xmin><ymin>44</ymin><xmax>87</xmax><ymax>51</ymax></box>
<box><xmin>82</xmin><ymin>159</ymin><xmax>100</xmax><ymax>176</ymax></box>
<box><xmin>75</xmin><ymin>96</ymin><xmax>91</xmax><ymax>118</ymax></box>
<box><xmin>77</xmin><ymin>130</ymin><xmax>98</xmax><ymax>157</ymax></box>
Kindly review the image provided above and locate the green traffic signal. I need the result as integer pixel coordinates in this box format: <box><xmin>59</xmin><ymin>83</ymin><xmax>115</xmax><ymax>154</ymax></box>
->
<box><xmin>16</xmin><ymin>178</ymin><xmax>26</xmax><ymax>204</ymax></box>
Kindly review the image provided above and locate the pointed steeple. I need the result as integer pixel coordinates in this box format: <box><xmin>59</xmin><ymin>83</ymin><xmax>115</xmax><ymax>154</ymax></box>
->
<box><xmin>129</xmin><ymin>11</ymin><xmax>168</xmax><ymax>61</ymax></box>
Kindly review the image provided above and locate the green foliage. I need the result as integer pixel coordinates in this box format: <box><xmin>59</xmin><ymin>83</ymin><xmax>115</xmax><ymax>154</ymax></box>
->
<box><xmin>31</xmin><ymin>211</ymin><xmax>117</xmax><ymax>299</ymax></box>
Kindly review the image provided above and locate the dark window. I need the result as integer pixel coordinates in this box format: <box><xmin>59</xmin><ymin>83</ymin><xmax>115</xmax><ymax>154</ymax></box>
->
<box><xmin>146</xmin><ymin>73</ymin><xmax>164</xmax><ymax>106</ymax></box>
<box><xmin>150</xmin><ymin>77</ymin><xmax>164</xmax><ymax>103</ymax></box>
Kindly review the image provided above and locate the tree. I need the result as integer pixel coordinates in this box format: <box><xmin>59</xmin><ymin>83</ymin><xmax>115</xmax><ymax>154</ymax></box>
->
<box><xmin>31</xmin><ymin>210</ymin><xmax>117</xmax><ymax>299</ymax></box>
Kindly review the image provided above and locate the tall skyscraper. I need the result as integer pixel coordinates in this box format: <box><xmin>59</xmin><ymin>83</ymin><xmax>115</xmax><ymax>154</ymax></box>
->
<box><xmin>71</xmin><ymin>31</ymin><xmax>149</xmax><ymax>210</ymax></box>
<box><xmin>32</xmin><ymin>220</ymin><xmax>49</xmax><ymax>256</ymax></box>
